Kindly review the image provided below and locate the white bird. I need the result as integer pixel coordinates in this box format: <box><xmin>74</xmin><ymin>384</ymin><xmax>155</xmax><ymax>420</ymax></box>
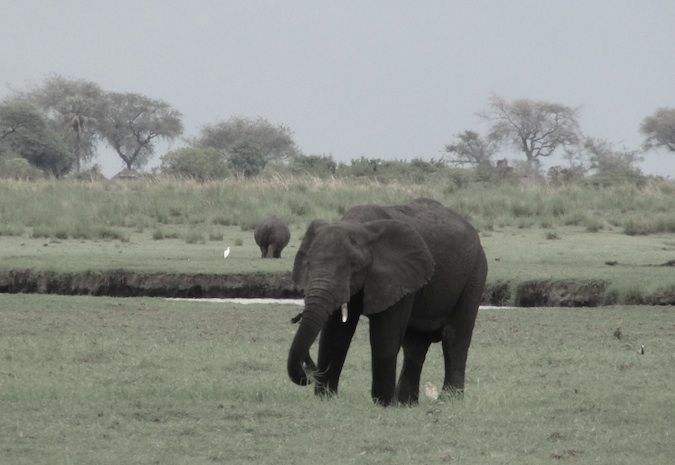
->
<box><xmin>223</xmin><ymin>247</ymin><xmax>230</xmax><ymax>259</ymax></box>
<box><xmin>423</xmin><ymin>382</ymin><xmax>440</xmax><ymax>400</ymax></box>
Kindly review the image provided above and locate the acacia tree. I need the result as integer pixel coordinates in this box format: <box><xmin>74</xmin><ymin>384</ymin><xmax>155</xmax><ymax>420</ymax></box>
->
<box><xmin>27</xmin><ymin>75</ymin><xmax>106</xmax><ymax>172</ymax></box>
<box><xmin>0</xmin><ymin>100</ymin><xmax>74</xmax><ymax>177</ymax></box>
<box><xmin>195</xmin><ymin>117</ymin><xmax>300</xmax><ymax>176</ymax></box>
<box><xmin>640</xmin><ymin>107</ymin><xmax>675</xmax><ymax>152</ymax></box>
<box><xmin>100</xmin><ymin>92</ymin><xmax>183</xmax><ymax>171</ymax></box>
<box><xmin>0</xmin><ymin>100</ymin><xmax>45</xmax><ymax>141</ymax></box>
<box><xmin>583</xmin><ymin>137</ymin><xmax>643</xmax><ymax>182</ymax></box>
<box><xmin>481</xmin><ymin>95</ymin><xmax>581</xmax><ymax>165</ymax></box>
<box><xmin>444</xmin><ymin>130</ymin><xmax>497</xmax><ymax>169</ymax></box>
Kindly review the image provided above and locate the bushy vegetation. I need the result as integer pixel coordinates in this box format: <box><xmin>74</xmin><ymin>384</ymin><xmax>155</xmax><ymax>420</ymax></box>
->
<box><xmin>1</xmin><ymin>176</ymin><xmax>674</xmax><ymax>241</ymax></box>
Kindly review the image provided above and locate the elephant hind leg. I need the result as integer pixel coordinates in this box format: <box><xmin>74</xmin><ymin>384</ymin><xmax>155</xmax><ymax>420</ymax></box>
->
<box><xmin>441</xmin><ymin>264</ymin><xmax>485</xmax><ymax>396</ymax></box>
<box><xmin>441</xmin><ymin>250</ymin><xmax>487</xmax><ymax>397</ymax></box>
<box><xmin>396</xmin><ymin>328</ymin><xmax>433</xmax><ymax>405</ymax></box>
<box><xmin>259</xmin><ymin>246</ymin><xmax>268</xmax><ymax>258</ymax></box>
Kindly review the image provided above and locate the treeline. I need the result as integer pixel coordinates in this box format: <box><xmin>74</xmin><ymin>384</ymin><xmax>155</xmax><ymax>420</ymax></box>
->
<box><xmin>1</xmin><ymin>75</ymin><xmax>673</xmax><ymax>184</ymax></box>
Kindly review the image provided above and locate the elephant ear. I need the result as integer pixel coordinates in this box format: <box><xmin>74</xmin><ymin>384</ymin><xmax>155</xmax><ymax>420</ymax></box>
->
<box><xmin>292</xmin><ymin>220</ymin><xmax>326</xmax><ymax>290</ymax></box>
<box><xmin>362</xmin><ymin>219</ymin><xmax>435</xmax><ymax>315</ymax></box>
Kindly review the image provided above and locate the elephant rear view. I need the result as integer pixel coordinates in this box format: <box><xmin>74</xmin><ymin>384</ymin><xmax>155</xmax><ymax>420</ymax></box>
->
<box><xmin>254</xmin><ymin>215</ymin><xmax>291</xmax><ymax>258</ymax></box>
<box><xmin>287</xmin><ymin>198</ymin><xmax>487</xmax><ymax>406</ymax></box>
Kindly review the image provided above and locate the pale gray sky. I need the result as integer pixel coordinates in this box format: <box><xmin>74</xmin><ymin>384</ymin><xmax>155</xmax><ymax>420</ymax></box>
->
<box><xmin>2</xmin><ymin>0</ymin><xmax>674</xmax><ymax>177</ymax></box>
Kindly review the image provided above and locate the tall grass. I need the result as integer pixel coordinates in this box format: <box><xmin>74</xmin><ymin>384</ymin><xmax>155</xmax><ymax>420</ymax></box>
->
<box><xmin>1</xmin><ymin>177</ymin><xmax>674</xmax><ymax>240</ymax></box>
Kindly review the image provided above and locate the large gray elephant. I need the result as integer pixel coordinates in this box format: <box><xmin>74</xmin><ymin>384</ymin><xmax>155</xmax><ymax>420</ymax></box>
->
<box><xmin>254</xmin><ymin>215</ymin><xmax>291</xmax><ymax>258</ymax></box>
<box><xmin>287</xmin><ymin>198</ymin><xmax>487</xmax><ymax>406</ymax></box>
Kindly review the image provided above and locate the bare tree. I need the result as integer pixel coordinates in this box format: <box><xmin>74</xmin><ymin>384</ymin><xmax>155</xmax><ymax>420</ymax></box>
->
<box><xmin>640</xmin><ymin>107</ymin><xmax>675</xmax><ymax>152</ymax></box>
<box><xmin>481</xmin><ymin>95</ymin><xmax>581</xmax><ymax>165</ymax></box>
<box><xmin>99</xmin><ymin>92</ymin><xmax>183</xmax><ymax>171</ymax></box>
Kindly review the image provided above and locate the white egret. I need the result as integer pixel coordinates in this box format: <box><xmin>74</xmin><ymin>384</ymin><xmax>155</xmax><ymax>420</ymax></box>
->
<box><xmin>223</xmin><ymin>247</ymin><xmax>230</xmax><ymax>259</ymax></box>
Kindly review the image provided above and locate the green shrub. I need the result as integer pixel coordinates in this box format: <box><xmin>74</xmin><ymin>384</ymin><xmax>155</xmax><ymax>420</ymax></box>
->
<box><xmin>160</xmin><ymin>147</ymin><xmax>230</xmax><ymax>181</ymax></box>
<box><xmin>290</xmin><ymin>154</ymin><xmax>337</xmax><ymax>178</ymax></box>
<box><xmin>183</xmin><ymin>230</ymin><xmax>205</xmax><ymax>244</ymax></box>
<box><xmin>208</xmin><ymin>230</ymin><xmax>224</xmax><ymax>241</ymax></box>
<box><xmin>584</xmin><ymin>216</ymin><xmax>604</xmax><ymax>232</ymax></box>
<box><xmin>0</xmin><ymin>223</ymin><xmax>24</xmax><ymax>236</ymax></box>
<box><xmin>0</xmin><ymin>157</ymin><xmax>44</xmax><ymax>180</ymax></box>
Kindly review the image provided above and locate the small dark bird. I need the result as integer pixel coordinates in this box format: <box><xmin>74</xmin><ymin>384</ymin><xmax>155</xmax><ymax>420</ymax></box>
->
<box><xmin>639</xmin><ymin>345</ymin><xmax>645</xmax><ymax>355</ymax></box>
<box><xmin>613</xmin><ymin>328</ymin><xmax>622</xmax><ymax>340</ymax></box>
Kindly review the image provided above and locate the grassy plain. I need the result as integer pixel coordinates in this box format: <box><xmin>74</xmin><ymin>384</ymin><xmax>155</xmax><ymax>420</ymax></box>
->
<box><xmin>1</xmin><ymin>177</ymin><xmax>674</xmax><ymax>302</ymax></box>
<box><xmin>1</xmin><ymin>225</ymin><xmax>673</xmax><ymax>302</ymax></box>
<box><xmin>0</xmin><ymin>294</ymin><xmax>673</xmax><ymax>464</ymax></box>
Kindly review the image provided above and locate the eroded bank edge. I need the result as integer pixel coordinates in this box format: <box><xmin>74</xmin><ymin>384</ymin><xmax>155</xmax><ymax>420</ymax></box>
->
<box><xmin>0</xmin><ymin>269</ymin><xmax>674</xmax><ymax>306</ymax></box>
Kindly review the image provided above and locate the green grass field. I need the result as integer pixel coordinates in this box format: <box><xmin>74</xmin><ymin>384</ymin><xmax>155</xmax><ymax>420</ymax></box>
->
<box><xmin>1</xmin><ymin>225</ymin><xmax>673</xmax><ymax>302</ymax></box>
<box><xmin>1</xmin><ymin>294</ymin><xmax>673</xmax><ymax>464</ymax></box>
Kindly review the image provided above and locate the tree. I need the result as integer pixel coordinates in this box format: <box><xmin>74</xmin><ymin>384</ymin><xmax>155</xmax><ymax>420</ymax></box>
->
<box><xmin>195</xmin><ymin>117</ymin><xmax>300</xmax><ymax>175</ymax></box>
<box><xmin>445</xmin><ymin>130</ymin><xmax>497</xmax><ymax>168</ymax></box>
<box><xmin>481</xmin><ymin>95</ymin><xmax>581</xmax><ymax>165</ymax></box>
<box><xmin>0</xmin><ymin>100</ymin><xmax>74</xmax><ymax>177</ymax></box>
<box><xmin>583</xmin><ymin>137</ymin><xmax>643</xmax><ymax>183</ymax></box>
<box><xmin>160</xmin><ymin>147</ymin><xmax>229</xmax><ymax>181</ymax></box>
<box><xmin>1</xmin><ymin>101</ymin><xmax>42</xmax><ymax>140</ymax></box>
<box><xmin>99</xmin><ymin>92</ymin><xmax>183</xmax><ymax>171</ymax></box>
<box><xmin>640</xmin><ymin>107</ymin><xmax>675</xmax><ymax>152</ymax></box>
<box><xmin>27</xmin><ymin>75</ymin><xmax>106</xmax><ymax>172</ymax></box>
<box><xmin>228</xmin><ymin>141</ymin><xmax>267</xmax><ymax>177</ymax></box>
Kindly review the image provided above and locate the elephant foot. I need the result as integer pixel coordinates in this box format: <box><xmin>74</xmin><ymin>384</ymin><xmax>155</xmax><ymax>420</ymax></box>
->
<box><xmin>440</xmin><ymin>385</ymin><xmax>464</xmax><ymax>400</ymax></box>
<box><xmin>314</xmin><ymin>383</ymin><xmax>337</xmax><ymax>399</ymax></box>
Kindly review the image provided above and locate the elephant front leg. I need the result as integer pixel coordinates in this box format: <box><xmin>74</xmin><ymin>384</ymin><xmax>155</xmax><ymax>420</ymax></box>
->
<box><xmin>368</xmin><ymin>294</ymin><xmax>414</xmax><ymax>406</ymax></box>
<box><xmin>315</xmin><ymin>299</ymin><xmax>361</xmax><ymax>397</ymax></box>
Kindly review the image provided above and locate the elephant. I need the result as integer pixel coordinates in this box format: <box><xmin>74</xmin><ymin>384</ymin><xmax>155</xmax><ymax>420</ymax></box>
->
<box><xmin>287</xmin><ymin>198</ymin><xmax>487</xmax><ymax>406</ymax></box>
<box><xmin>254</xmin><ymin>215</ymin><xmax>291</xmax><ymax>258</ymax></box>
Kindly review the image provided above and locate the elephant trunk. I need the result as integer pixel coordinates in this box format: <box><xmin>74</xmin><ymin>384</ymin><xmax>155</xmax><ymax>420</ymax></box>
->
<box><xmin>287</xmin><ymin>288</ymin><xmax>338</xmax><ymax>386</ymax></box>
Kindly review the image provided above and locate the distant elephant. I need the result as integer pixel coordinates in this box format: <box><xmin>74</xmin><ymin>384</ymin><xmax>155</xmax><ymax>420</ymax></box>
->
<box><xmin>287</xmin><ymin>198</ymin><xmax>487</xmax><ymax>406</ymax></box>
<box><xmin>254</xmin><ymin>216</ymin><xmax>291</xmax><ymax>258</ymax></box>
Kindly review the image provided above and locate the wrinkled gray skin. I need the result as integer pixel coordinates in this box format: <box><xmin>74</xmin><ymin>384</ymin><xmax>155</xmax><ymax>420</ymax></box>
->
<box><xmin>254</xmin><ymin>216</ymin><xmax>291</xmax><ymax>258</ymax></box>
<box><xmin>287</xmin><ymin>198</ymin><xmax>487</xmax><ymax>406</ymax></box>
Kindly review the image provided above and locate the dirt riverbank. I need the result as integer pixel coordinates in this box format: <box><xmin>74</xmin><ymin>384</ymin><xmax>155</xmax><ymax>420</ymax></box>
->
<box><xmin>1</xmin><ymin>269</ymin><xmax>673</xmax><ymax>306</ymax></box>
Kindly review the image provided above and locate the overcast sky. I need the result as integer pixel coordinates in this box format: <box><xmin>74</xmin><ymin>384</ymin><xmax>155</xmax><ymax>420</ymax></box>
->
<box><xmin>2</xmin><ymin>0</ymin><xmax>674</xmax><ymax>177</ymax></box>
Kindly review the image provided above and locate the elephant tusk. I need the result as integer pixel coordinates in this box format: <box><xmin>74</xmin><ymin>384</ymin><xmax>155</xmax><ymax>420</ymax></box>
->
<box><xmin>341</xmin><ymin>303</ymin><xmax>348</xmax><ymax>323</ymax></box>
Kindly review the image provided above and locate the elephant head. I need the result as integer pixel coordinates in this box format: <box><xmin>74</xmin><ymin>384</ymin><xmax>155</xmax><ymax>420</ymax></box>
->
<box><xmin>287</xmin><ymin>219</ymin><xmax>435</xmax><ymax>386</ymax></box>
